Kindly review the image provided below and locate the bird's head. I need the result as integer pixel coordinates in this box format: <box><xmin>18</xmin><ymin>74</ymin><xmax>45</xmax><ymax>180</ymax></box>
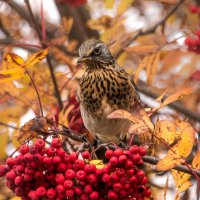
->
<box><xmin>77</xmin><ymin>39</ymin><xmax>115</xmax><ymax>68</ymax></box>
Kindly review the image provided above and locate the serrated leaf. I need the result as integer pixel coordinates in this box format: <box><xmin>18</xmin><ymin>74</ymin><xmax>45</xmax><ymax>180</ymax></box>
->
<box><xmin>192</xmin><ymin>151</ymin><xmax>200</xmax><ymax>170</ymax></box>
<box><xmin>117</xmin><ymin>0</ymin><xmax>134</xmax><ymax>15</ymax></box>
<box><xmin>155</xmin><ymin>120</ymin><xmax>176</xmax><ymax>145</ymax></box>
<box><xmin>176</xmin><ymin>122</ymin><xmax>195</xmax><ymax>158</ymax></box>
<box><xmin>172</xmin><ymin>169</ymin><xmax>192</xmax><ymax>193</ymax></box>
<box><xmin>105</xmin><ymin>0</ymin><xmax>115</xmax><ymax>9</ymax></box>
<box><xmin>156</xmin><ymin>145</ymin><xmax>185</xmax><ymax>171</ymax></box>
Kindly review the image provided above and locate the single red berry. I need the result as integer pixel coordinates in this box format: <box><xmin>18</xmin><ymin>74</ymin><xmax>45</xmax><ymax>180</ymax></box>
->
<box><xmin>83</xmin><ymin>184</ymin><xmax>93</xmax><ymax>194</ymax></box>
<box><xmin>19</xmin><ymin>145</ymin><xmax>29</xmax><ymax>155</ymax></box>
<box><xmin>34</xmin><ymin>139</ymin><xmax>45</xmax><ymax>151</ymax></box>
<box><xmin>74</xmin><ymin>187</ymin><xmax>83</xmax><ymax>196</ymax></box>
<box><xmin>138</xmin><ymin>147</ymin><xmax>146</xmax><ymax>156</ymax></box>
<box><xmin>55</xmin><ymin>173</ymin><xmax>65</xmax><ymax>184</ymax></box>
<box><xmin>56</xmin><ymin>184</ymin><xmax>65</xmax><ymax>194</ymax></box>
<box><xmin>23</xmin><ymin>174</ymin><xmax>33</xmax><ymax>182</ymax></box>
<box><xmin>14</xmin><ymin>176</ymin><xmax>23</xmax><ymax>185</ymax></box>
<box><xmin>82</xmin><ymin>151</ymin><xmax>90</xmax><ymax>159</ymax></box>
<box><xmin>116</xmin><ymin>168</ymin><xmax>125</xmax><ymax>177</ymax></box>
<box><xmin>88</xmin><ymin>174</ymin><xmax>97</xmax><ymax>184</ymax></box>
<box><xmin>45</xmin><ymin>147</ymin><xmax>55</xmax><ymax>157</ymax></box>
<box><xmin>132</xmin><ymin>153</ymin><xmax>141</xmax><ymax>163</ymax></box>
<box><xmin>43</xmin><ymin>156</ymin><xmax>51</xmax><ymax>165</ymax></box>
<box><xmin>6</xmin><ymin>170</ymin><xmax>16</xmax><ymax>180</ymax></box>
<box><xmin>95</xmin><ymin>168</ymin><xmax>103</xmax><ymax>177</ymax></box>
<box><xmin>0</xmin><ymin>165</ymin><xmax>6</xmax><ymax>177</ymax></box>
<box><xmin>45</xmin><ymin>172</ymin><xmax>55</xmax><ymax>180</ymax></box>
<box><xmin>127</xmin><ymin>169</ymin><xmax>135</xmax><ymax>176</ymax></box>
<box><xmin>138</xmin><ymin>185</ymin><xmax>146</xmax><ymax>194</ymax></box>
<box><xmin>130</xmin><ymin>176</ymin><xmax>138</xmax><ymax>184</ymax></box>
<box><xmin>69</xmin><ymin>152</ymin><xmax>78</xmax><ymax>163</ymax></box>
<box><xmin>109</xmin><ymin>157</ymin><xmax>118</xmax><ymax>167</ymax></box>
<box><xmin>25</xmin><ymin>167</ymin><xmax>35</xmax><ymax>175</ymax></box>
<box><xmin>124</xmin><ymin>160</ymin><xmax>134</xmax><ymax>169</ymax></box>
<box><xmin>65</xmin><ymin>189</ymin><xmax>74</xmax><ymax>198</ymax></box>
<box><xmin>76</xmin><ymin>170</ymin><xmax>86</xmax><ymax>181</ymax></box>
<box><xmin>80</xmin><ymin>193</ymin><xmax>89</xmax><ymax>200</ymax></box>
<box><xmin>65</xmin><ymin>169</ymin><xmax>75</xmax><ymax>179</ymax></box>
<box><xmin>15</xmin><ymin>164</ymin><xmax>25</xmax><ymax>174</ymax></box>
<box><xmin>28</xmin><ymin>191</ymin><xmax>38</xmax><ymax>200</ymax></box>
<box><xmin>119</xmin><ymin>190</ymin><xmax>127</xmax><ymax>198</ymax></box>
<box><xmin>74</xmin><ymin>159</ymin><xmax>85</xmax><ymax>170</ymax></box>
<box><xmin>119</xmin><ymin>155</ymin><xmax>127</xmax><ymax>164</ymax></box>
<box><xmin>24</xmin><ymin>153</ymin><xmax>33</xmax><ymax>163</ymax></box>
<box><xmin>189</xmin><ymin>4</ymin><xmax>198</xmax><ymax>13</ymax></box>
<box><xmin>36</xmin><ymin>186</ymin><xmax>46</xmax><ymax>197</ymax></box>
<box><xmin>102</xmin><ymin>174</ymin><xmax>110</xmax><ymax>183</ymax></box>
<box><xmin>84</xmin><ymin>164</ymin><xmax>96</xmax><ymax>174</ymax></box>
<box><xmin>89</xmin><ymin>191</ymin><xmax>99</xmax><ymax>200</ymax></box>
<box><xmin>110</xmin><ymin>173</ymin><xmax>119</xmax><ymax>183</ymax></box>
<box><xmin>113</xmin><ymin>182</ymin><xmax>123</xmax><ymax>192</ymax></box>
<box><xmin>105</xmin><ymin>149</ymin><xmax>113</xmax><ymax>159</ymax></box>
<box><xmin>6</xmin><ymin>157</ymin><xmax>16</xmax><ymax>166</ymax></box>
<box><xmin>56</xmin><ymin>148</ymin><xmax>66</xmax><ymax>157</ymax></box>
<box><xmin>124</xmin><ymin>183</ymin><xmax>131</xmax><ymax>190</ymax></box>
<box><xmin>47</xmin><ymin>188</ymin><xmax>56</xmax><ymax>199</ymax></box>
<box><xmin>141</xmin><ymin>176</ymin><xmax>148</xmax><ymax>185</ymax></box>
<box><xmin>64</xmin><ymin>179</ymin><xmax>74</xmax><ymax>189</ymax></box>
<box><xmin>130</xmin><ymin>145</ymin><xmax>139</xmax><ymax>154</ymax></box>
<box><xmin>34</xmin><ymin>171</ymin><xmax>43</xmax><ymax>179</ymax></box>
<box><xmin>136</xmin><ymin>170</ymin><xmax>145</xmax><ymax>181</ymax></box>
<box><xmin>108</xmin><ymin>191</ymin><xmax>118</xmax><ymax>200</ymax></box>
<box><xmin>145</xmin><ymin>188</ymin><xmax>151</xmax><ymax>197</ymax></box>
<box><xmin>51</xmin><ymin>138</ymin><xmax>62</xmax><ymax>149</ymax></box>
<box><xmin>114</xmin><ymin>148</ymin><xmax>123</xmax><ymax>157</ymax></box>
<box><xmin>57</xmin><ymin>162</ymin><xmax>67</xmax><ymax>172</ymax></box>
<box><xmin>52</xmin><ymin>156</ymin><xmax>61</xmax><ymax>164</ymax></box>
<box><xmin>29</xmin><ymin>145</ymin><xmax>38</xmax><ymax>154</ymax></box>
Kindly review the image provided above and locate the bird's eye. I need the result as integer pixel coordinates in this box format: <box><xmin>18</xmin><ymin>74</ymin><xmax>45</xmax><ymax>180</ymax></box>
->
<box><xmin>93</xmin><ymin>46</ymin><xmax>101</xmax><ymax>55</ymax></box>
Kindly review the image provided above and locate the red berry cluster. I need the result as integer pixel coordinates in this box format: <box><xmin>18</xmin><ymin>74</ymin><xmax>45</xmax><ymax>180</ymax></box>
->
<box><xmin>185</xmin><ymin>30</ymin><xmax>200</xmax><ymax>53</ymax></box>
<box><xmin>56</xmin><ymin>0</ymin><xmax>86</xmax><ymax>7</ymax></box>
<box><xmin>0</xmin><ymin>138</ymin><xmax>150</xmax><ymax>200</ymax></box>
<box><xmin>189</xmin><ymin>4</ymin><xmax>200</xmax><ymax>14</ymax></box>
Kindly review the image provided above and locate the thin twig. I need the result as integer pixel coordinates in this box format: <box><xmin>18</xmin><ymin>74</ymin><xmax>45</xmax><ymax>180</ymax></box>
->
<box><xmin>24</xmin><ymin>0</ymin><xmax>63</xmax><ymax>110</ymax></box>
<box><xmin>25</xmin><ymin>69</ymin><xmax>44</xmax><ymax>116</ymax></box>
<box><xmin>115</xmin><ymin>0</ymin><xmax>185</xmax><ymax>59</ymax></box>
<box><xmin>0</xmin><ymin>122</ymin><xmax>18</xmax><ymax>130</ymax></box>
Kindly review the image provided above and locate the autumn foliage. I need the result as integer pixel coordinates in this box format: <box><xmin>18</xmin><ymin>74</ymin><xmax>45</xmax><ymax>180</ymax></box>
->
<box><xmin>0</xmin><ymin>0</ymin><xmax>200</xmax><ymax>200</ymax></box>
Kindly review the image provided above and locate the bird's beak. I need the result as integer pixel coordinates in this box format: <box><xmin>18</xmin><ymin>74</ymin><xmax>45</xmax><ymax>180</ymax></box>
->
<box><xmin>77</xmin><ymin>57</ymin><xmax>87</xmax><ymax>64</ymax></box>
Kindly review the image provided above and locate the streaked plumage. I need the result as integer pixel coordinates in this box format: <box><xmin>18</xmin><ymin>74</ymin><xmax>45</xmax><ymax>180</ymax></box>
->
<box><xmin>77</xmin><ymin>39</ymin><xmax>140</xmax><ymax>143</ymax></box>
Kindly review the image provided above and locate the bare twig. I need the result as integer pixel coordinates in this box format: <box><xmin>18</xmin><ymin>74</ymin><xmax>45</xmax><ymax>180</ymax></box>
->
<box><xmin>24</xmin><ymin>0</ymin><xmax>63</xmax><ymax>110</ymax></box>
<box><xmin>0</xmin><ymin>122</ymin><xmax>18</xmax><ymax>130</ymax></box>
<box><xmin>115</xmin><ymin>0</ymin><xmax>185</xmax><ymax>59</ymax></box>
<box><xmin>25</xmin><ymin>69</ymin><xmax>44</xmax><ymax>116</ymax></box>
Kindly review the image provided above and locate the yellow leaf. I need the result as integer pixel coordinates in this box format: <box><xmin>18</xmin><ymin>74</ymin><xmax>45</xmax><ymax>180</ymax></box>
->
<box><xmin>192</xmin><ymin>151</ymin><xmax>200</xmax><ymax>170</ymax></box>
<box><xmin>105</xmin><ymin>0</ymin><xmax>115</xmax><ymax>9</ymax></box>
<box><xmin>24</xmin><ymin>48</ymin><xmax>48</xmax><ymax>67</ymax></box>
<box><xmin>156</xmin><ymin>145</ymin><xmax>185</xmax><ymax>171</ymax></box>
<box><xmin>117</xmin><ymin>0</ymin><xmax>134</xmax><ymax>15</ymax></box>
<box><xmin>0</xmin><ymin>68</ymin><xmax>25</xmax><ymax>82</ymax></box>
<box><xmin>126</xmin><ymin>45</ymin><xmax>158</xmax><ymax>55</ymax></box>
<box><xmin>176</xmin><ymin>122</ymin><xmax>195</xmax><ymax>158</ymax></box>
<box><xmin>162</xmin><ymin>86</ymin><xmax>194</xmax><ymax>108</ymax></box>
<box><xmin>4</xmin><ymin>53</ymin><xmax>25</xmax><ymax>68</ymax></box>
<box><xmin>90</xmin><ymin>160</ymin><xmax>106</xmax><ymax>169</ymax></box>
<box><xmin>0</xmin><ymin>129</ymin><xmax>9</xmax><ymax>160</ymax></box>
<box><xmin>155</xmin><ymin>120</ymin><xmax>176</xmax><ymax>145</ymax></box>
<box><xmin>172</xmin><ymin>169</ymin><xmax>192</xmax><ymax>193</ymax></box>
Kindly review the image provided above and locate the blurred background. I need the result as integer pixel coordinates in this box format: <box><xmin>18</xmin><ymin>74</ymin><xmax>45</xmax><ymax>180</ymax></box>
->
<box><xmin>0</xmin><ymin>0</ymin><xmax>200</xmax><ymax>199</ymax></box>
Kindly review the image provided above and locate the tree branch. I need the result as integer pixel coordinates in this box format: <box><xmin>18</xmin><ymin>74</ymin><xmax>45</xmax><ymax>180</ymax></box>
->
<box><xmin>115</xmin><ymin>0</ymin><xmax>185</xmax><ymax>59</ymax></box>
<box><xmin>143</xmin><ymin>155</ymin><xmax>200</xmax><ymax>177</ymax></box>
<box><xmin>24</xmin><ymin>0</ymin><xmax>63</xmax><ymax>110</ymax></box>
<box><xmin>0</xmin><ymin>122</ymin><xmax>18</xmax><ymax>130</ymax></box>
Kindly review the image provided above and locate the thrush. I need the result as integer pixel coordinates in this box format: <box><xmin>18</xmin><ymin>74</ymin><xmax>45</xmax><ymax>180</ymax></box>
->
<box><xmin>77</xmin><ymin>39</ymin><xmax>140</xmax><ymax>144</ymax></box>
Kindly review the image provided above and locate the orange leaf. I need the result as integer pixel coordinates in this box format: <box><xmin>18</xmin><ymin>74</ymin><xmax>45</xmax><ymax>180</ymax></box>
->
<box><xmin>172</xmin><ymin>169</ymin><xmax>192</xmax><ymax>193</ymax></box>
<box><xmin>192</xmin><ymin>151</ymin><xmax>200</xmax><ymax>170</ymax></box>
<box><xmin>156</xmin><ymin>145</ymin><xmax>185</xmax><ymax>171</ymax></box>
<box><xmin>125</xmin><ymin>45</ymin><xmax>158</xmax><ymax>55</ymax></box>
<box><xmin>24</xmin><ymin>48</ymin><xmax>48</xmax><ymax>67</ymax></box>
<box><xmin>4</xmin><ymin>53</ymin><xmax>25</xmax><ymax>68</ymax></box>
<box><xmin>176</xmin><ymin>122</ymin><xmax>195</xmax><ymax>158</ymax></box>
<box><xmin>155</xmin><ymin>120</ymin><xmax>176</xmax><ymax>145</ymax></box>
<box><xmin>162</xmin><ymin>86</ymin><xmax>194</xmax><ymax>108</ymax></box>
<box><xmin>0</xmin><ymin>68</ymin><xmax>25</xmax><ymax>82</ymax></box>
